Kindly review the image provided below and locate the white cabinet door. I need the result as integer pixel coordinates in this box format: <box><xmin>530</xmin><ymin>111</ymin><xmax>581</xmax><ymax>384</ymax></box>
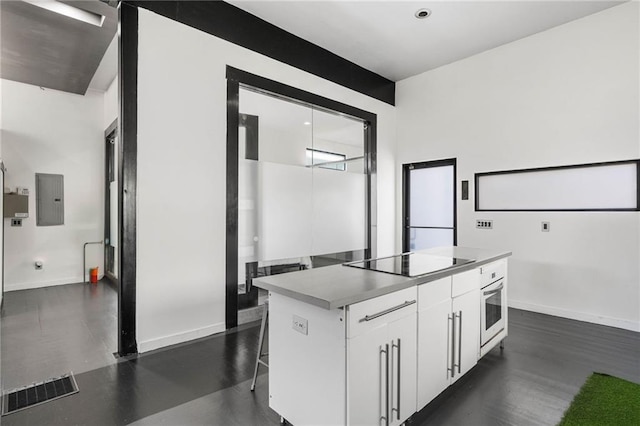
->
<box><xmin>417</xmin><ymin>298</ymin><xmax>452</xmax><ymax>410</ymax></box>
<box><xmin>347</xmin><ymin>313</ymin><xmax>417</xmax><ymax>426</ymax></box>
<box><xmin>347</xmin><ymin>324</ymin><xmax>389</xmax><ymax>426</ymax></box>
<box><xmin>388</xmin><ymin>312</ymin><xmax>417</xmax><ymax>426</ymax></box>
<box><xmin>451</xmin><ymin>289</ymin><xmax>480</xmax><ymax>383</ymax></box>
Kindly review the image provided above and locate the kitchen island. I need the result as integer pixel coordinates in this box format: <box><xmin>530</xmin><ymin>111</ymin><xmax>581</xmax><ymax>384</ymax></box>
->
<box><xmin>254</xmin><ymin>246</ymin><xmax>511</xmax><ymax>426</ymax></box>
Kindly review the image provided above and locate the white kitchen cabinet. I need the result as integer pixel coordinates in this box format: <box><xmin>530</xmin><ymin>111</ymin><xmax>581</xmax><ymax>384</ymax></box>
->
<box><xmin>417</xmin><ymin>270</ymin><xmax>480</xmax><ymax>410</ymax></box>
<box><xmin>347</xmin><ymin>312</ymin><xmax>416</xmax><ymax>426</ymax></box>
<box><xmin>451</xmin><ymin>287</ymin><xmax>480</xmax><ymax>383</ymax></box>
<box><xmin>387</xmin><ymin>312</ymin><xmax>417</xmax><ymax>426</ymax></box>
<box><xmin>347</xmin><ymin>323</ymin><xmax>388</xmax><ymax>426</ymax></box>
<box><xmin>269</xmin><ymin>292</ymin><xmax>346</xmax><ymax>426</ymax></box>
<box><xmin>347</xmin><ymin>287</ymin><xmax>417</xmax><ymax>426</ymax></box>
<box><xmin>262</xmin><ymin>251</ymin><xmax>510</xmax><ymax>425</ymax></box>
<box><xmin>417</xmin><ymin>296</ymin><xmax>451</xmax><ymax>408</ymax></box>
<box><xmin>269</xmin><ymin>286</ymin><xmax>417</xmax><ymax>426</ymax></box>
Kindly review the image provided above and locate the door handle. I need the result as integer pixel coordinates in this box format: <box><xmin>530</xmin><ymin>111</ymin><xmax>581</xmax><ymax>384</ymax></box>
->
<box><xmin>380</xmin><ymin>344</ymin><xmax>389</xmax><ymax>426</ymax></box>
<box><xmin>391</xmin><ymin>339</ymin><xmax>401</xmax><ymax>420</ymax></box>
<box><xmin>483</xmin><ymin>283</ymin><xmax>504</xmax><ymax>296</ymax></box>
<box><xmin>360</xmin><ymin>300</ymin><xmax>417</xmax><ymax>323</ymax></box>
<box><xmin>448</xmin><ymin>313</ymin><xmax>455</xmax><ymax>378</ymax></box>
<box><xmin>457</xmin><ymin>311</ymin><xmax>463</xmax><ymax>374</ymax></box>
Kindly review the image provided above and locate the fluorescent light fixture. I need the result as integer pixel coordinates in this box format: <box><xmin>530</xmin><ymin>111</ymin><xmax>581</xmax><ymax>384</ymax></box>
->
<box><xmin>22</xmin><ymin>0</ymin><xmax>105</xmax><ymax>27</ymax></box>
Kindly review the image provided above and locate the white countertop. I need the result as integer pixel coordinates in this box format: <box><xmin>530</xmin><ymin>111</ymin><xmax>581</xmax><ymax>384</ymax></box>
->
<box><xmin>253</xmin><ymin>246</ymin><xmax>511</xmax><ymax>309</ymax></box>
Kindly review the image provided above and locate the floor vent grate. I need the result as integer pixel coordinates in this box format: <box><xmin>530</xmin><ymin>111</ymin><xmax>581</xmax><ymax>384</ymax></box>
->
<box><xmin>1</xmin><ymin>373</ymin><xmax>79</xmax><ymax>416</ymax></box>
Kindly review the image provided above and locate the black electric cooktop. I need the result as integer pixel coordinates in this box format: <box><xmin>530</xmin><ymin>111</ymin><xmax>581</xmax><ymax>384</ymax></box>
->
<box><xmin>344</xmin><ymin>252</ymin><xmax>475</xmax><ymax>277</ymax></box>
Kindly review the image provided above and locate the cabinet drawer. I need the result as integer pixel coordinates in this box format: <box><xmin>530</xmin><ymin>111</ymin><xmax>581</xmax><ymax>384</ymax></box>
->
<box><xmin>347</xmin><ymin>286</ymin><xmax>417</xmax><ymax>338</ymax></box>
<box><xmin>418</xmin><ymin>277</ymin><xmax>451</xmax><ymax>311</ymax></box>
<box><xmin>480</xmin><ymin>260</ymin><xmax>506</xmax><ymax>288</ymax></box>
<box><xmin>452</xmin><ymin>269</ymin><xmax>480</xmax><ymax>298</ymax></box>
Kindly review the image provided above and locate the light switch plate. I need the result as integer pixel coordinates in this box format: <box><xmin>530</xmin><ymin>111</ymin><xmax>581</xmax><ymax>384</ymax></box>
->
<box><xmin>542</xmin><ymin>222</ymin><xmax>550</xmax><ymax>232</ymax></box>
<box><xmin>292</xmin><ymin>315</ymin><xmax>308</xmax><ymax>335</ymax></box>
<box><xmin>476</xmin><ymin>219</ymin><xmax>493</xmax><ymax>229</ymax></box>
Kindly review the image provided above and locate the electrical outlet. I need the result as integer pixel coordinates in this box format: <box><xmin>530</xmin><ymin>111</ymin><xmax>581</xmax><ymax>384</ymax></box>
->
<box><xmin>292</xmin><ymin>315</ymin><xmax>308</xmax><ymax>335</ymax></box>
<box><xmin>542</xmin><ymin>222</ymin><xmax>550</xmax><ymax>232</ymax></box>
<box><xmin>476</xmin><ymin>220</ymin><xmax>493</xmax><ymax>229</ymax></box>
<box><xmin>11</xmin><ymin>218</ymin><xmax>22</xmax><ymax>227</ymax></box>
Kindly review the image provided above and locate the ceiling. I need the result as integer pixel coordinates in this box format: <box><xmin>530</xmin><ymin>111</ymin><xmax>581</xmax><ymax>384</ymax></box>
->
<box><xmin>0</xmin><ymin>1</ymin><xmax>626</xmax><ymax>96</ymax></box>
<box><xmin>227</xmin><ymin>0</ymin><xmax>626</xmax><ymax>81</ymax></box>
<box><xmin>0</xmin><ymin>0</ymin><xmax>117</xmax><ymax>95</ymax></box>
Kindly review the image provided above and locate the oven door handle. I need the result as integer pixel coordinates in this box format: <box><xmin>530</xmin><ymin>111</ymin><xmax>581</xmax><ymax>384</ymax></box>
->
<box><xmin>483</xmin><ymin>283</ymin><xmax>504</xmax><ymax>296</ymax></box>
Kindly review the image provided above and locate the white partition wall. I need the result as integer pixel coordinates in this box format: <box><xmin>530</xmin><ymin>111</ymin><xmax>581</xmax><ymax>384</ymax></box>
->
<box><xmin>135</xmin><ymin>9</ymin><xmax>397</xmax><ymax>351</ymax></box>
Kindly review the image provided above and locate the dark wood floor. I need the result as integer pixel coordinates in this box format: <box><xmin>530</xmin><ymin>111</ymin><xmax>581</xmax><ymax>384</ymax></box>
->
<box><xmin>1</xmin><ymin>282</ymin><xmax>638</xmax><ymax>425</ymax></box>
<box><xmin>1</xmin><ymin>281</ymin><xmax>118</xmax><ymax>390</ymax></box>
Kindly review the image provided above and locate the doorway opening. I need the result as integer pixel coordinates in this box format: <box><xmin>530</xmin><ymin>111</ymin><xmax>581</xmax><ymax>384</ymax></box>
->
<box><xmin>226</xmin><ymin>67</ymin><xmax>377</xmax><ymax>329</ymax></box>
<box><xmin>402</xmin><ymin>159</ymin><xmax>457</xmax><ymax>252</ymax></box>
<box><xmin>104</xmin><ymin>120</ymin><xmax>118</xmax><ymax>285</ymax></box>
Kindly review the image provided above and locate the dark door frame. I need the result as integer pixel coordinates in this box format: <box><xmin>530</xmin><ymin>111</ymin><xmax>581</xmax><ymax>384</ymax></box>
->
<box><xmin>402</xmin><ymin>158</ymin><xmax>457</xmax><ymax>253</ymax></box>
<box><xmin>225</xmin><ymin>66</ymin><xmax>378</xmax><ymax>329</ymax></box>
<box><xmin>104</xmin><ymin>119</ymin><xmax>118</xmax><ymax>285</ymax></box>
<box><xmin>0</xmin><ymin>161</ymin><xmax>4</xmax><ymax>309</ymax></box>
<box><xmin>118</xmin><ymin>2</ymin><xmax>138</xmax><ymax>356</ymax></box>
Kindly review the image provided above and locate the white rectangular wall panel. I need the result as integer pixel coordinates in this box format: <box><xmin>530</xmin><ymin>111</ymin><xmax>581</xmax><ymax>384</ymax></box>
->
<box><xmin>476</xmin><ymin>161</ymin><xmax>639</xmax><ymax>211</ymax></box>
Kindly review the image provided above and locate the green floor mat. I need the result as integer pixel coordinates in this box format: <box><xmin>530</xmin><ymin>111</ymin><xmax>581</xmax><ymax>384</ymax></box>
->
<box><xmin>559</xmin><ymin>372</ymin><xmax>640</xmax><ymax>426</ymax></box>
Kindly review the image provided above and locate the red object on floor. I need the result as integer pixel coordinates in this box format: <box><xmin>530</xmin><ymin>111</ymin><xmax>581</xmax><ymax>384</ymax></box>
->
<box><xmin>90</xmin><ymin>267</ymin><xmax>99</xmax><ymax>284</ymax></box>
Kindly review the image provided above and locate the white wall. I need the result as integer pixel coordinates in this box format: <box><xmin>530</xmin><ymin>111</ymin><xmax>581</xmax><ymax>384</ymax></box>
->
<box><xmin>136</xmin><ymin>9</ymin><xmax>397</xmax><ymax>352</ymax></box>
<box><xmin>1</xmin><ymin>80</ymin><xmax>105</xmax><ymax>290</ymax></box>
<box><xmin>396</xmin><ymin>3</ymin><xmax>640</xmax><ymax>331</ymax></box>
<box><xmin>104</xmin><ymin>77</ymin><xmax>118</xmax><ymax>129</ymax></box>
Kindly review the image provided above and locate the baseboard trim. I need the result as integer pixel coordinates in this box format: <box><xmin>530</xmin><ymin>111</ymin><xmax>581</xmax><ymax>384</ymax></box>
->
<box><xmin>509</xmin><ymin>299</ymin><xmax>640</xmax><ymax>332</ymax></box>
<box><xmin>5</xmin><ymin>276</ymin><xmax>95</xmax><ymax>292</ymax></box>
<box><xmin>138</xmin><ymin>322</ymin><xmax>226</xmax><ymax>353</ymax></box>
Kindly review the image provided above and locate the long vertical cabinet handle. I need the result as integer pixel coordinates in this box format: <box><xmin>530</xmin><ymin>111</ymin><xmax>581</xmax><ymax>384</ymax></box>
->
<box><xmin>450</xmin><ymin>313</ymin><xmax>456</xmax><ymax>378</ymax></box>
<box><xmin>452</xmin><ymin>312</ymin><xmax>461</xmax><ymax>374</ymax></box>
<box><xmin>380</xmin><ymin>344</ymin><xmax>389</xmax><ymax>426</ymax></box>
<box><xmin>447</xmin><ymin>314</ymin><xmax>454</xmax><ymax>378</ymax></box>
<box><xmin>457</xmin><ymin>311</ymin><xmax>463</xmax><ymax>374</ymax></box>
<box><xmin>391</xmin><ymin>339</ymin><xmax>401</xmax><ymax>420</ymax></box>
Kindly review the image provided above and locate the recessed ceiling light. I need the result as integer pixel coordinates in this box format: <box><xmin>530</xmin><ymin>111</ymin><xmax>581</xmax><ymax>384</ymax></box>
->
<box><xmin>22</xmin><ymin>0</ymin><xmax>105</xmax><ymax>27</ymax></box>
<box><xmin>415</xmin><ymin>8</ymin><xmax>432</xmax><ymax>19</ymax></box>
<box><xmin>303</xmin><ymin>121</ymin><xmax>312</xmax><ymax>126</ymax></box>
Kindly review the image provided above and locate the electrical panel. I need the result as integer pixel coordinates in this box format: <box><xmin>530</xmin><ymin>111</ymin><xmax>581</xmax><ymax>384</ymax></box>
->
<box><xmin>4</xmin><ymin>193</ymin><xmax>29</xmax><ymax>218</ymax></box>
<box><xmin>36</xmin><ymin>173</ymin><xmax>64</xmax><ymax>226</ymax></box>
